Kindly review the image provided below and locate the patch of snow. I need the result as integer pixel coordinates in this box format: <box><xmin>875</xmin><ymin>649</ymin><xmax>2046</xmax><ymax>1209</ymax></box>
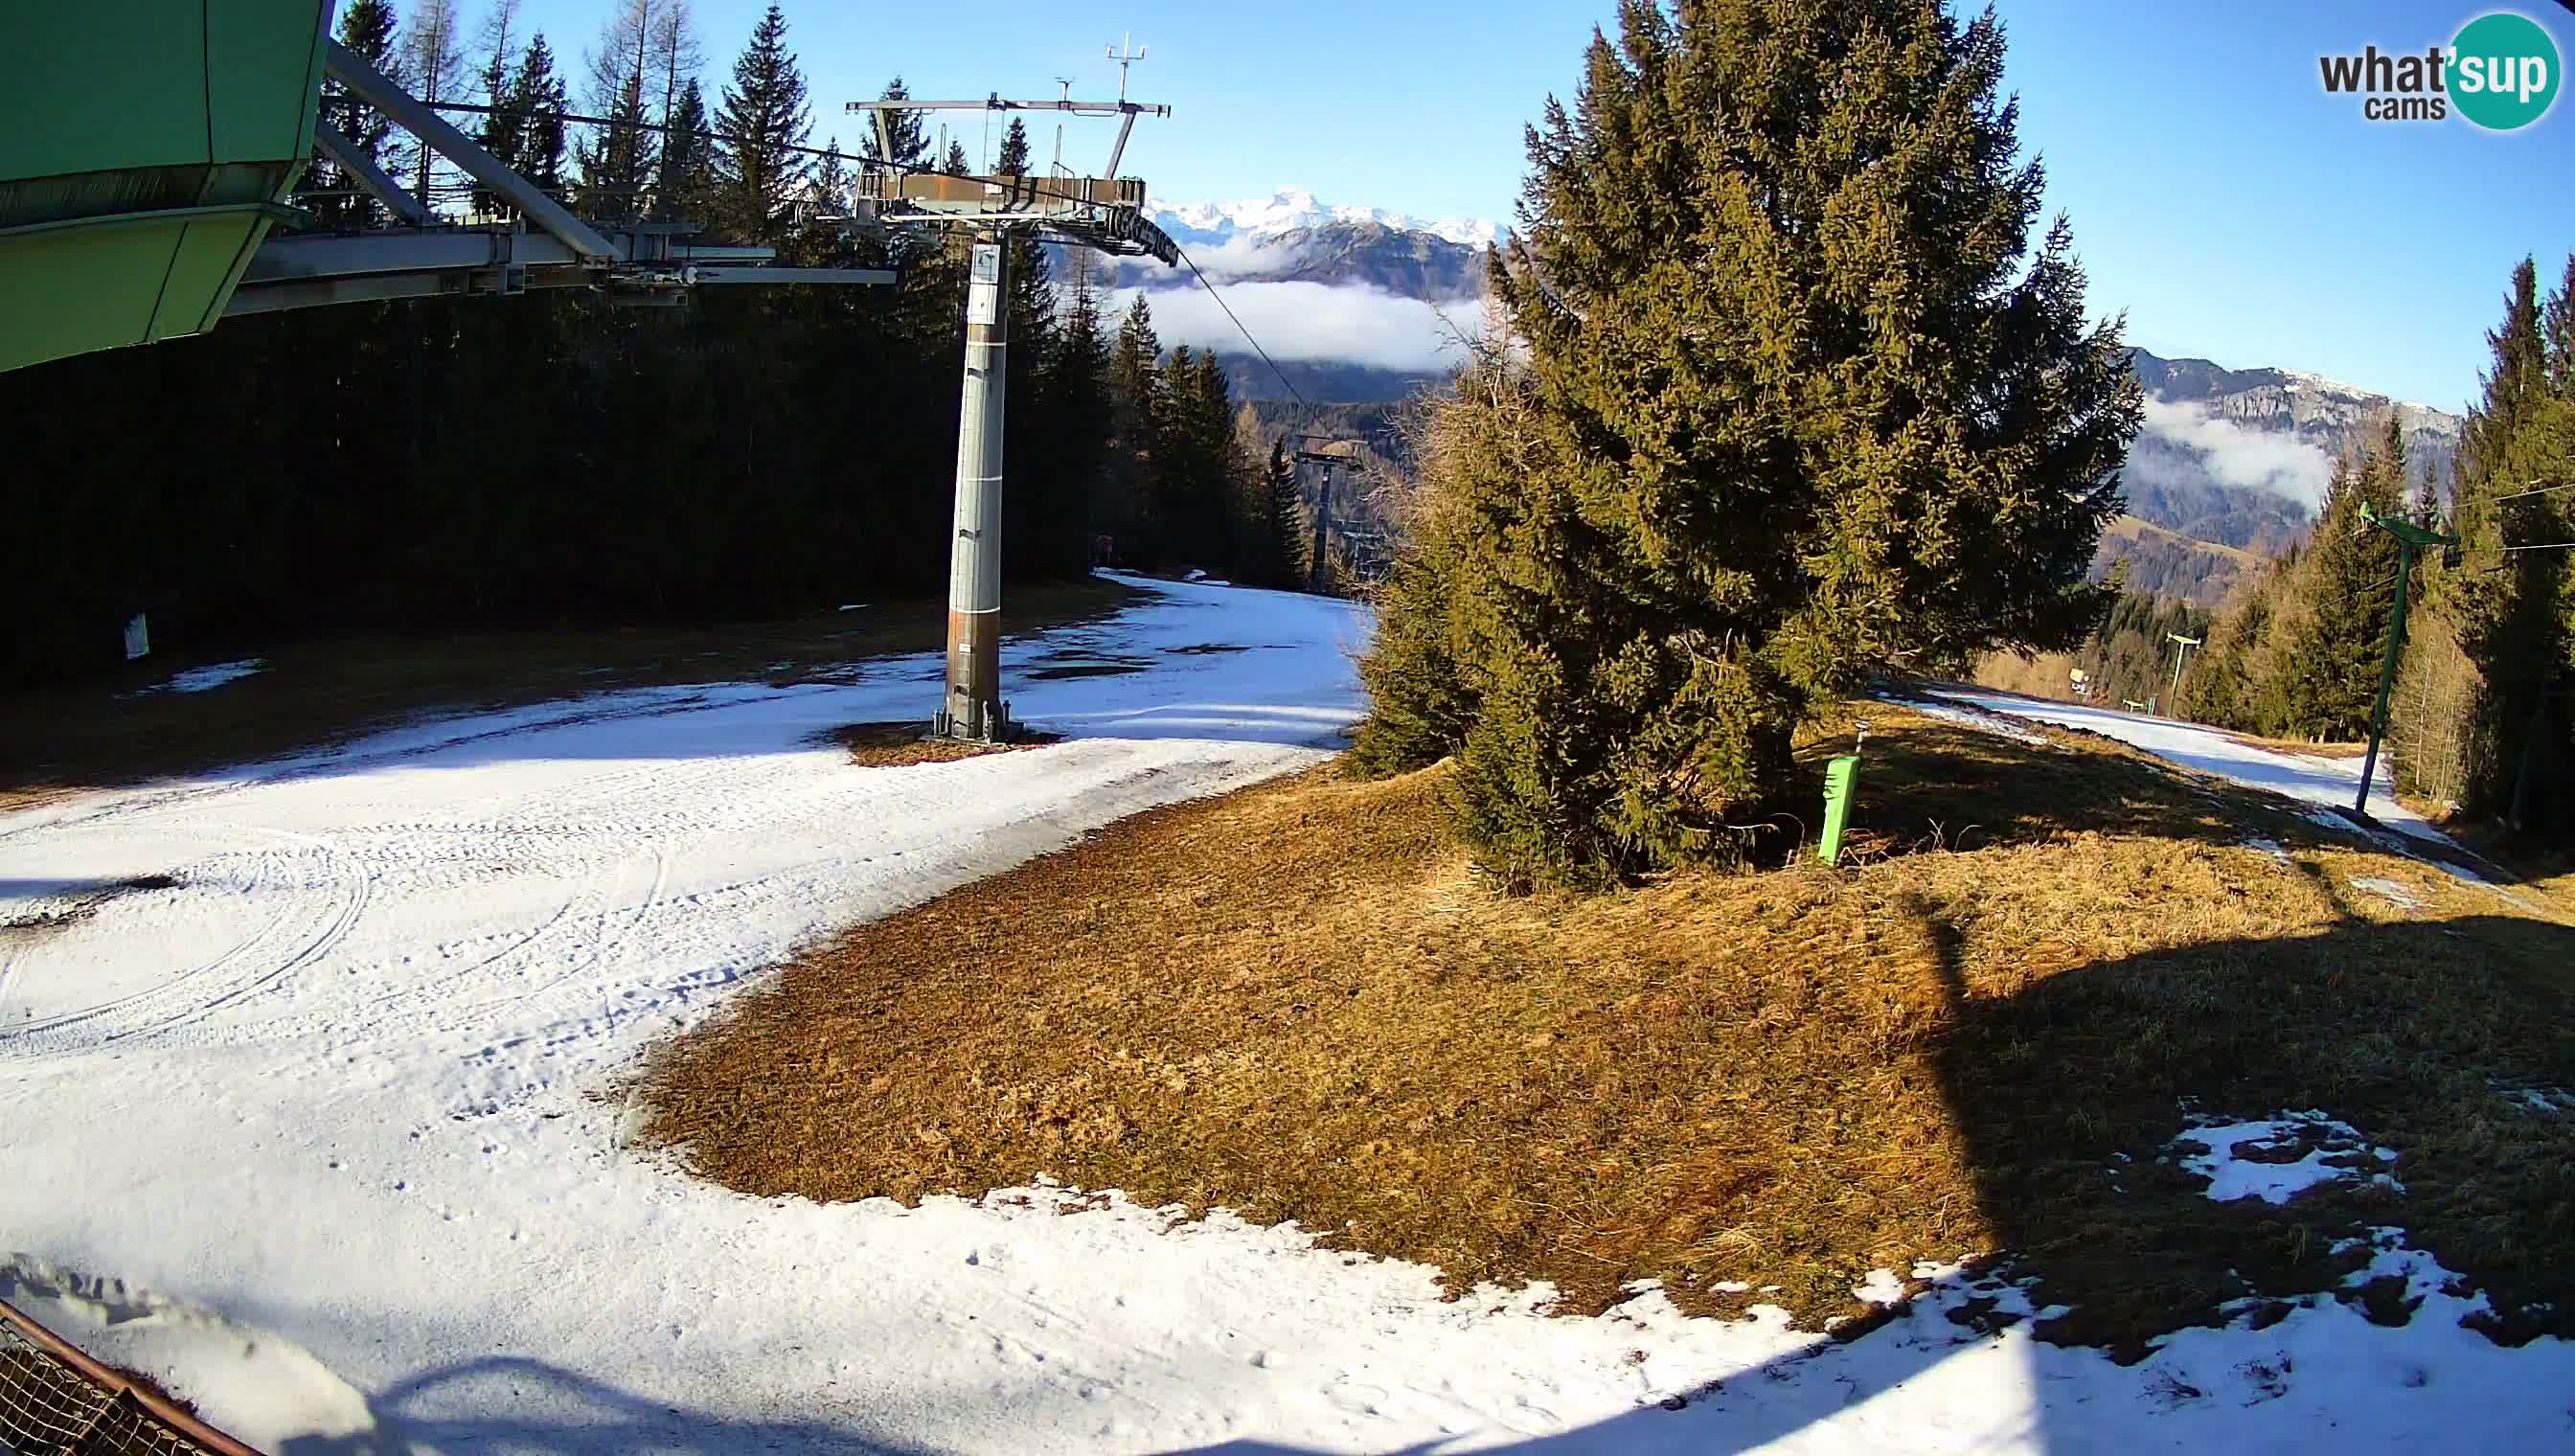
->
<box><xmin>2498</xmin><ymin>1084</ymin><xmax>2575</xmax><ymax>1117</ymax></box>
<box><xmin>1</xmin><ymin>1253</ymin><xmax>376</xmax><ymax>1452</ymax></box>
<box><xmin>2280</xmin><ymin>367</ymin><xmax>2379</xmax><ymax>400</ymax></box>
<box><xmin>2242</xmin><ymin>837</ymin><xmax>2292</xmax><ymax>866</ymax></box>
<box><xmin>1933</xmin><ymin>690</ymin><xmax>2465</xmax><ymax>852</ymax></box>
<box><xmin>2176</xmin><ymin>1112</ymin><xmax>2404</xmax><ymax>1206</ymax></box>
<box><xmin>2348</xmin><ymin>876</ymin><xmax>2427</xmax><ymax>912</ymax></box>
<box><xmin>7</xmin><ymin>590</ymin><xmax>2572</xmax><ymax>1451</ymax></box>
<box><xmin>118</xmin><ymin>658</ymin><xmax>265</xmax><ymax>697</ymax></box>
<box><xmin>1872</xmin><ymin>691</ymin><xmax>2049</xmax><ymax>744</ymax></box>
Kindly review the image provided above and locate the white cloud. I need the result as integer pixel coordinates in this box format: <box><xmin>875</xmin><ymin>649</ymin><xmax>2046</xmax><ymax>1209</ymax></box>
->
<box><xmin>2134</xmin><ymin>396</ymin><xmax>2335</xmax><ymax>507</ymax></box>
<box><xmin>1170</xmin><ymin>232</ymin><xmax>1312</xmax><ymax>283</ymax></box>
<box><xmin>1113</xmin><ymin>281</ymin><xmax>1487</xmax><ymax>375</ymax></box>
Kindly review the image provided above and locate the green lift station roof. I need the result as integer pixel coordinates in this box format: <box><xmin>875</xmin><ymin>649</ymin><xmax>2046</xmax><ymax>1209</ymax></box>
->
<box><xmin>0</xmin><ymin>2</ymin><xmax>333</xmax><ymax>373</ymax></box>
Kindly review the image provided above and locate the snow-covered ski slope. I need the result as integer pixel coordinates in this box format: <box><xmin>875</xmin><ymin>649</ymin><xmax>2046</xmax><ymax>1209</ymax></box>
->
<box><xmin>1929</xmin><ymin>688</ymin><xmax>2455</xmax><ymax>846</ymax></box>
<box><xmin>4</xmin><ymin>579</ymin><xmax>2568</xmax><ymax>1452</ymax></box>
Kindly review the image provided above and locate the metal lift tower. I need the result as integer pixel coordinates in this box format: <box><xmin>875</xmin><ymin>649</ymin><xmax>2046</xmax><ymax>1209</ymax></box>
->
<box><xmin>848</xmin><ymin>80</ymin><xmax>1179</xmax><ymax>742</ymax></box>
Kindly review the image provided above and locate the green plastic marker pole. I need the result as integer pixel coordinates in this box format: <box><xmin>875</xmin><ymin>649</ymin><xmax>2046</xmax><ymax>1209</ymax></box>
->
<box><xmin>1819</xmin><ymin>755</ymin><xmax>1861</xmax><ymax>865</ymax></box>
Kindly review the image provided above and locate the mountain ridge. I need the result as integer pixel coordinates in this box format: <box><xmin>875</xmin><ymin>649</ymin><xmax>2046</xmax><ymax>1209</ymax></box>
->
<box><xmin>1119</xmin><ymin>193</ymin><xmax>2467</xmax><ymax>599</ymax></box>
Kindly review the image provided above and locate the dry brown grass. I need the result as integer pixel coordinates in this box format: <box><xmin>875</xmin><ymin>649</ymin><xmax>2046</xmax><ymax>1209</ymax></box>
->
<box><xmin>821</xmin><ymin>721</ymin><xmax>1064</xmax><ymax>769</ymax></box>
<box><xmin>635</xmin><ymin>708</ymin><xmax>2575</xmax><ymax>1358</ymax></box>
<box><xmin>0</xmin><ymin>580</ymin><xmax>1137</xmax><ymax>813</ymax></box>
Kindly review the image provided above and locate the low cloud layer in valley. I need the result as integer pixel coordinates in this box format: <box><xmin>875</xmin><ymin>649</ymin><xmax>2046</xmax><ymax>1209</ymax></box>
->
<box><xmin>1114</xmin><ymin>281</ymin><xmax>1487</xmax><ymax>375</ymax></box>
<box><xmin>2131</xmin><ymin>396</ymin><xmax>2336</xmax><ymax>508</ymax></box>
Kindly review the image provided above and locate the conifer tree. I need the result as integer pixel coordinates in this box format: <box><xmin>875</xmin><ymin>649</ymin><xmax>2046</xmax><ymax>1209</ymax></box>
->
<box><xmin>1045</xmin><ymin>260</ymin><xmax>1116</xmax><ymax>569</ymax></box>
<box><xmin>1262</xmin><ymin>440</ymin><xmax>1310</xmax><ymax>589</ymax></box>
<box><xmin>400</xmin><ymin>0</ymin><xmax>469</xmax><ymax>211</ymax></box>
<box><xmin>858</xmin><ymin>78</ymin><xmax>931</xmax><ymax>266</ymax></box>
<box><xmin>652</xmin><ymin>77</ymin><xmax>711</xmax><ymax>221</ymax></box>
<box><xmin>942</xmin><ymin>140</ymin><xmax>971</xmax><ymax>176</ymax></box>
<box><xmin>2180</xmin><ymin>566</ymin><xmax>2280</xmax><ymax>729</ymax></box>
<box><xmin>515</xmin><ymin>35</ymin><xmax>570</xmax><ymax>201</ymax></box>
<box><xmin>2429</xmin><ymin>255</ymin><xmax>2575</xmax><ymax>822</ymax></box>
<box><xmin>578</xmin><ymin>71</ymin><xmax>657</xmax><ymax>218</ymax></box>
<box><xmin>808</xmin><ymin>140</ymin><xmax>850</xmax><ymax>217</ymax></box>
<box><xmin>471</xmin><ymin>0</ymin><xmax>528</xmax><ymax>216</ymax></box>
<box><xmin>648</xmin><ymin>0</ymin><xmax>704</xmax><ymax>134</ymax></box>
<box><xmin>1106</xmin><ymin>295</ymin><xmax>1165</xmax><ymax>559</ymax></box>
<box><xmin>2412</xmin><ymin>461</ymin><xmax>2444</xmax><ymax>531</ymax></box>
<box><xmin>708</xmin><ymin>3</ymin><xmax>811</xmax><ymax>245</ymax></box>
<box><xmin>996</xmin><ymin>117</ymin><xmax>1033</xmax><ymax>175</ymax></box>
<box><xmin>860</xmin><ymin>77</ymin><xmax>928</xmax><ymax>171</ymax></box>
<box><xmin>1357</xmin><ymin>0</ymin><xmax>2139</xmax><ymax>882</ymax></box>
<box><xmin>308</xmin><ymin>0</ymin><xmax>401</xmax><ymax>230</ymax></box>
<box><xmin>1151</xmin><ymin>344</ymin><xmax>1206</xmax><ymax>568</ymax></box>
<box><xmin>577</xmin><ymin>0</ymin><xmax>667</xmax><ymax>219</ymax></box>
<box><xmin>2265</xmin><ymin>445</ymin><xmax>2405</xmax><ymax>740</ymax></box>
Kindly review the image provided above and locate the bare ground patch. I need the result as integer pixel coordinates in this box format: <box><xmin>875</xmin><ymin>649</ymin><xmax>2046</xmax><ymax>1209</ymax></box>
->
<box><xmin>819</xmin><ymin>721</ymin><xmax>1064</xmax><ymax>769</ymax></box>
<box><xmin>0</xmin><ymin>580</ymin><xmax>1139</xmax><ymax>814</ymax></box>
<box><xmin>635</xmin><ymin>709</ymin><xmax>2575</xmax><ymax>1357</ymax></box>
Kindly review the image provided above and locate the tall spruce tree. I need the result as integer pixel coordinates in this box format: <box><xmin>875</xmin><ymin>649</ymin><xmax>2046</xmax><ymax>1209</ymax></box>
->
<box><xmin>652</xmin><ymin>77</ymin><xmax>712</xmax><ymax>221</ymax></box>
<box><xmin>1356</xmin><ymin>0</ymin><xmax>2139</xmax><ymax>882</ymax></box>
<box><xmin>1106</xmin><ymin>295</ymin><xmax>1165</xmax><ymax>561</ymax></box>
<box><xmin>576</xmin><ymin>0</ymin><xmax>667</xmax><ymax>219</ymax></box>
<box><xmin>1045</xmin><ymin>259</ymin><xmax>1116</xmax><ymax>569</ymax></box>
<box><xmin>400</xmin><ymin>0</ymin><xmax>469</xmax><ymax>211</ymax></box>
<box><xmin>1262</xmin><ymin>439</ymin><xmax>1310</xmax><ymax>589</ymax></box>
<box><xmin>709</xmin><ymin>4</ymin><xmax>811</xmax><ymax>245</ymax></box>
<box><xmin>2180</xmin><ymin>563</ymin><xmax>2282</xmax><ymax>729</ymax></box>
<box><xmin>2439</xmin><ymin>255</ymin><xmax>2575</xmax><ymax>825</ymax></box>
<box><xmin>860</xmin><ymin>77</ymin><xmax>928</xmax><ymax>171</ymax></box>
<box><xmin>996</xmin><ymin>116</ymin><xmax>1033</xmax><ymax>175</ymax></box>
<box><xmin>515</xmin><ymin>35</ymin><xmax>570</xmax><ymax>201</ymax></box>
<box><xmin>308</xmin><ymin>0</ymin><xmax>401</xmax><ymax>230</ymax></box>
<box><xmin>471</xmin><ymin>0</ymin><xmax>529</xmax><ymax>216</ymax></box>
<box><xmin>578</xmin><ymin>71</ymin><xmax>657</xmax><ymax>218</ymax></box>
<box><xmin>2266</xmin><ymin>443</ymin><xmax>2406</xmax><ymax>740</ymax></box>
<box><xmin>941</xmin><ymin>139</ymin><xmax>972</xmax><ymax>176</ymax></box>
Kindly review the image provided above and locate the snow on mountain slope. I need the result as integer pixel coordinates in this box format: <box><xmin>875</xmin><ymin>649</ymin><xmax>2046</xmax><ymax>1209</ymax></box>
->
<box><xmin>1150</xmin><ymin>186</ymin><xmax>1500</xmax><ymax>249</ymax></box>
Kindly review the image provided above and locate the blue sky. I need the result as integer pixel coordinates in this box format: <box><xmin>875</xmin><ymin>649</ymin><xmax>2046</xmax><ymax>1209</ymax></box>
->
<box><xmin>492</xmin><ymin>0</ymin><xmax>2571</xmax><ymax>410</ymax></box>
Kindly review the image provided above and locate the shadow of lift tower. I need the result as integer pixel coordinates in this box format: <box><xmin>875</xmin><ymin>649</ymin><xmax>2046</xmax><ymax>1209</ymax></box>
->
<box><xmin>849</xmin><ymin>59</ymin><xmax>1180</xmax><ymax>743</ymax></box>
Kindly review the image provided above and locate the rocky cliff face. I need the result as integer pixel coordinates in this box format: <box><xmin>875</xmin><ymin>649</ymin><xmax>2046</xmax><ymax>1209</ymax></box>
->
<box><xmin>2120</xmin><ymin>351</ymin><xmax>2465</xmax><ymax>553</ymax></box>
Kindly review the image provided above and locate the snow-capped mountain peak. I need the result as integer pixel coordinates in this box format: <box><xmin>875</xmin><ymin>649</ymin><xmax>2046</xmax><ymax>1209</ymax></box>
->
<box><xmin>1149</xmin><ymin>187</ymin><xmax>1500</xmax><ymax>249</ymax></box>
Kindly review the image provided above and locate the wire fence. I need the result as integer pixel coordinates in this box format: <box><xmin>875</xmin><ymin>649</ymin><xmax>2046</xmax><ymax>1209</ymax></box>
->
<box><xmin>0</xmin><ymin>1298</ymin><xmax>260</xmax><ymax>1456</ymax></box>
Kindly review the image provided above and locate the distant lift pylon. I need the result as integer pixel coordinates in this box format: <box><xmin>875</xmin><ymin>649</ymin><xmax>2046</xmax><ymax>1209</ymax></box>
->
<box><xmin>847</xmin><ymin>81</ymin><xmax>1180</xmax><ymax>742</ymax></box>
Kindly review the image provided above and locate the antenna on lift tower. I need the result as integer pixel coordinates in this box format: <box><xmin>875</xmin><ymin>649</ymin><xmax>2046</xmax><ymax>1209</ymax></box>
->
<box><xmin>1051</xmin><ymin>79</ymin><xmax>1075</xmax><ymax>173</ymax></box>
<box><xmin>1107</xmin><ymin>34</ymin><xmax>1147</xmax><ymax>102</ymax></box>
<box><xmin>847</xmin><ymin>65</ymin><xmax>1177</xmax><ymax>744</ymax></box>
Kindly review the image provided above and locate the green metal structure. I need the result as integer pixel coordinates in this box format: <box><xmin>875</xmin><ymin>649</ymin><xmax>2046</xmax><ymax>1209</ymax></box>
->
<box><xmin>0</xmin><ymin>3</ymin><xmax>331</xmax><ymax>375</ymax></box>
<box><xmin>2353</xmin><ymin>504</ymin><xmax>2461</xmax><ymax>818</ymax></box>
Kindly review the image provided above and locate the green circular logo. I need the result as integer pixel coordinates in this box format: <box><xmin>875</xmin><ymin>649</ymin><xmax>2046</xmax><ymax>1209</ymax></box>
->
<box><xmin>2451</xmin><ymin>11</ymin><xmax>2561</xmax><ymax>129</ymax></box>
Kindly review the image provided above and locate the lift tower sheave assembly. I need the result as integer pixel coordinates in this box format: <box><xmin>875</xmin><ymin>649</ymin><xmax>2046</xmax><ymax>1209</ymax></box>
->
<box><xmin>1294</xmin><ymin>438</ymin><xmax>1361</xmax><ymax>596</ymax></box>
<box><xmin>850</xmin><ymin>84</ymin><xmax>1178</xmax><ymax>742</ymax></box>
